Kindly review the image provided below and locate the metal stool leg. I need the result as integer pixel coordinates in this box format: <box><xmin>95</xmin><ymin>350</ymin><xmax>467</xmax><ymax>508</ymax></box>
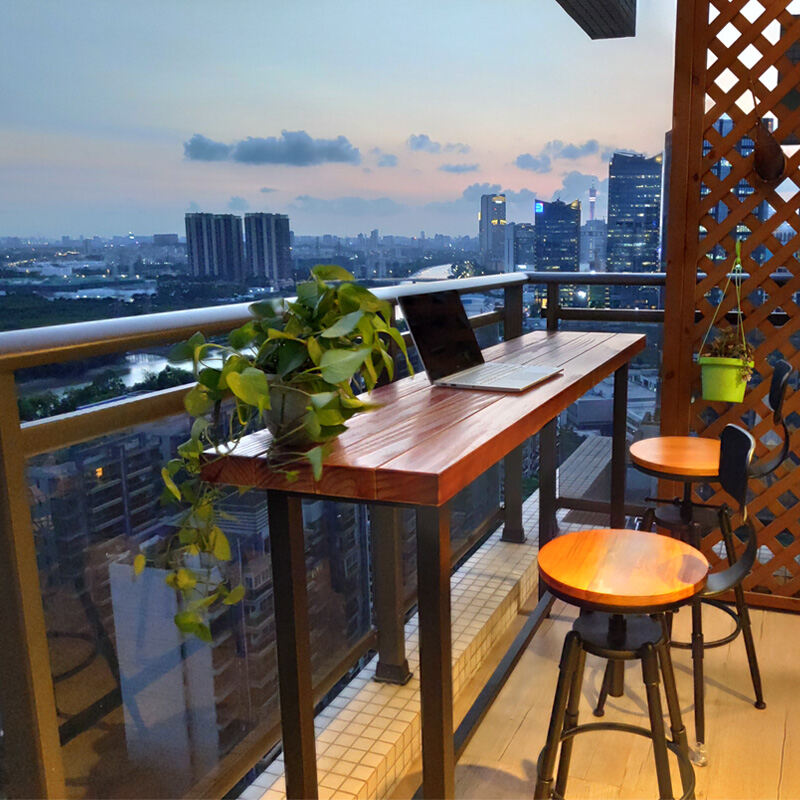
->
<box><xmin>689</xmin><ymin>599</ymin><xmax>707</xmax><ymax>766</ymax></box>
<box><xmin>657</xmin><ymin>638</ymin><xmax>695</xmax><ymax>800</ymax></box>
<box><xmin>719</xmin><ymin>510</ymin><xmax>766</xmax><ymax>710</ymax></box>
<box><xmin>733</xmin><ymin>582</ymin><xmax>766</xmax><ymax>709</ymax></box>
<box><xmin>640</xmin><ymin>507</ymin><xmax>656</xmax><ymax>531</ymax></box>
<box><xmin>641</xmin><ymin>643</ymin><xmax>674</xmax><ymax>800</ymax></box>
<box><xmin>535</xmin><ymin>632</ymin><xmax>581</xmax><ymax>799</ymax></box>
<box><xmin>594</xmin><ymin>660</ymin><xmax>613</xmax><ymax>717</ymax></box>
<box><xmin>555</xmin><ymin>646</ymin><xmax>587</xmax><ymax>797</ymax></box>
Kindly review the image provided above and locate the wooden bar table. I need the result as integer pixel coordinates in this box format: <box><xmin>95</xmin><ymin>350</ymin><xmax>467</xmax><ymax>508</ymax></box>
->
<box><xmin>202</xmin><ymin>330</ymin><xmax>645</xmax><ymax>799</ymax></box>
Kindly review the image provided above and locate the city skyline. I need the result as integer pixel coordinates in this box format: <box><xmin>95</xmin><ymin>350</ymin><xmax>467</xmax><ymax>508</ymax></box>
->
<box><xmin>3</xmin><ymin>1</ymin><xmax>677</xmax><ymax>238</ymax></box>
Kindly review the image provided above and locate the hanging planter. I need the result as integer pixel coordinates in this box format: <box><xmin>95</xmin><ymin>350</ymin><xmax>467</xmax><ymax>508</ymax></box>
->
<box><xmin>697</xmin><ymin>240</ymin><xmax>755</xmax><ymax>403</ymax></box>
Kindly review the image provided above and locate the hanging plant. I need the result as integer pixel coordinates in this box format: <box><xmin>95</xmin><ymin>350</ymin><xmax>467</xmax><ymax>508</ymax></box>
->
<box><xmin>133</xmin><ymin>265</ymin><xmax>412</xmax><ymax>640</ymax></box>
<box><xmin>697</xmin><ymin>240</ymin><xmax>755</xmax><ymax>403</ymax></box>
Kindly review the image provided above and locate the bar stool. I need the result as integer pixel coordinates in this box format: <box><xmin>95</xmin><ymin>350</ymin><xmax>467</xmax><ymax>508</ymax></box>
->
<box><xmin>636</xmin><ymin>359</ymin><xmax>792</xmax><ymax>533</ymax></box>
<box><xmin>534</xmin><ymin>528</ymin><xmax>706</xmax><ymax>800</ymax></box>
<box><xmin>602</xmin><ymin>424</ymin><xmax>763</xmax><ymax>764</ymax></box>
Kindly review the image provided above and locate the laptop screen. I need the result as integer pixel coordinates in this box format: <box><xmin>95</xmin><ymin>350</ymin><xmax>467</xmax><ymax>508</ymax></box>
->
<box><xmin>398</xmin><ymin>290</ymin><xmax>484</xmax><ymax>381</ymax></box>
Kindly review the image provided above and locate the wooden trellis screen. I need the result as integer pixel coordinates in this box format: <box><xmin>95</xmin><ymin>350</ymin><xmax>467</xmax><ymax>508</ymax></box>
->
<box><xmin>663</xmin><ymin>0</ymin><xmax>800</xmax><ymax>611</ymax></box>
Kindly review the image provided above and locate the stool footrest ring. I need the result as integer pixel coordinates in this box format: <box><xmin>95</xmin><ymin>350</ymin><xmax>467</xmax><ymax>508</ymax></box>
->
<box><xmin>537</xmin><ymin>721</ymin><xmax>696</xmax><ymax>800</ymax></box>
<box><xmin>670</xmin><ymin>599</ymin><xmax>741</xmax><ymax>650</ymax></box>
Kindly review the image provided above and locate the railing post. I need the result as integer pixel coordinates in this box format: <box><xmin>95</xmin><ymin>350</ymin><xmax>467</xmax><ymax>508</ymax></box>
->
<box><xmin>546</xmin><ymin>283</ymin><xmax>560</xmax><ymax>332</ymax></box>
<box><xmin>0</xmin><ymin>370</ymin><xmax>66</xmax><ymax>798</ymax></box>
<box><xmin>502</xmin><ymin>282</ymin><xmax>526</xmax><ymax>543</ymax></box>
<box><xmin>503</xmin><ymin>283</ymin><xmax>524</xmax><ymax>340</ymax></box>
<box><xmin>370</xmin><ymin>505</ymin><xmax>412</xmax><ymax>684</ymax></box>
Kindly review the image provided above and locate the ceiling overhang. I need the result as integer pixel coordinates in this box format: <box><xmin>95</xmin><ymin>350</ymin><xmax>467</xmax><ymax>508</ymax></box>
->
<box><xmin>554</xmin><ymin>0</ymin><xmax>637</xmax><ymax>40</ymax></box>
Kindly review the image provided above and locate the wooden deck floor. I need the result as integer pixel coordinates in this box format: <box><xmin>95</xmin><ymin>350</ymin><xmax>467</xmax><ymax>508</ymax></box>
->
<box><xmin>453</xmin><ymin>600</ymin><xmax>800</xmax><ymax>800</ymax></box>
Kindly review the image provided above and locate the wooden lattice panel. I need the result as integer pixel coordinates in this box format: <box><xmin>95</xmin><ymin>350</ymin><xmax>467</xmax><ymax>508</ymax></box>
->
<box><xmin>665</xmin><ymin>0</ymin><xmax>800</xmax><ymax>610</ymax></box>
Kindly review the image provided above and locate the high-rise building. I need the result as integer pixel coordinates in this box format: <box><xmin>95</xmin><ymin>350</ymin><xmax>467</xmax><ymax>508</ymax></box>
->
<box><xmin>533</xmin><ymin>199</ymin><xmax>581</xmax><ymax>271</ymax></box>
<box><xmin>503</xmin><ymin>222</ymin><xmax>536</xmax><ymax>271</ymax></box>
<box><xmin>606</xmin><ymin>151</ymin><xmax>663</xmax><ymax>272</ymax></box>
<box><xmin>244</xmin><ymin>213</ymin><xmax>292</xmax><ymax>285</ymax></box>
<box><xmin>580</xmin><ymin>220</ymin><xmax>608</xmax><ymax>269</ymax></box>
<box><xmin>479</xmin><ymin>194</ymin><xmax>507</xmax><ymax>270</ymax></box>
<box><xmin>185</xmin><ymin>213</ymin><xmax>245</xmax><ymax>281</ymax></box>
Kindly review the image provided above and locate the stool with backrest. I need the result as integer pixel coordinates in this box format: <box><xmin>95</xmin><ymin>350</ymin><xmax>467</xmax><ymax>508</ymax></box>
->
<box><xmin>598</xmin><ymin>424</ymin><xmax>762</xmax><ymax>765</ymax></box>
<box><xmin>635</xmin><ymin>359</ymin><xmax>792</xmax><ymax>533</ymax></box>
<box><xmin>534</xmin><ymin>528</ymin><xmax>708</xmax><ymax>800</ymax></box>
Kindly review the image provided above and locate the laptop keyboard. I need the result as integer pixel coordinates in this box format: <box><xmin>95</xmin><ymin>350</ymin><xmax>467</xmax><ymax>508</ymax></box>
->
<box><xmin>450</xmin><ymin>362</ymin><xmax>525</xmax><ymax>385</ymax></box>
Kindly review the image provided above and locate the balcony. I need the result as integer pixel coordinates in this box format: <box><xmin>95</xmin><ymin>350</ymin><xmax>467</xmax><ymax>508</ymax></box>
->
<box><xmin>0</xmin><ymin>269</ymin><xmax>796</xmax><ymax>800</ymax></box>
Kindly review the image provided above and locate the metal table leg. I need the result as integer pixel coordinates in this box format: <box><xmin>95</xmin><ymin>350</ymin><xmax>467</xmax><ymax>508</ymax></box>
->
<box><xmin>267</xmin><ymin>491</ymin><xmax>318</xmax><ymax>800</ymax></box>
<box><xmin>415</xmin><ymin>504</ymin><xmax>455</xmax><ymax>799</ymax></box>
<box><xmin>539</xmin><ymin>420</ymin><xmax>558</xmax><ymax>599</ymax></box>
<box><xmin>610</xmin><ymin>364</ymin><xmax>629</xmax><ymax>529</ymax></box>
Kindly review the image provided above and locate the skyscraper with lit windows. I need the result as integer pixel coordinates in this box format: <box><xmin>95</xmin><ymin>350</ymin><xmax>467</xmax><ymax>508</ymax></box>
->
<box><xmin>479</xmin><ymin>194</ymin><xmax>507</xmax><ymax>271</ymax></box>
<box><xmin>606</xmin><ymin>151</ymin><xmax>663</xmax><ymax>272</ymax></box>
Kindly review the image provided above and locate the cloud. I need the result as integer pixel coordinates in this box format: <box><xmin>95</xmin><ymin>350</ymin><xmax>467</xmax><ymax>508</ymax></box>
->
<box><xmin>515</xmin><ymin>153</ymin><xmax>552</xmax><ymax>173</ymax></box>
<box><xmin>407</xmin><ymin>133</ymin><xmax>441</xmax><ymax>153</ymax></box>
<box><xmin>516</xmin><ymin>139</ymin><xmax>616</xmax><ymax>174</ymax></box>
<box><xmin>439</xmin><ymin>163</ymin><xmax>479</xmax><ymax>173</ymax></box>
<box><xmin>444</xmin><ymin>142</ymin><xmax>471</xmax><ymax>154</ymax></box>
<box><xmin>227</xmin><ymin>195</ymin><xmax>249</xmax><ymax>211</ymax></box>
<box><xmin>504</xmin><ymin>188</ymin><xmax>537</xmax><ymax>204</ymax></box>
<box><xmin>377</xmin><ymin>153</ymin><xmax>398</xmax><ymax>167</ymax></box>
<box><xmin>290</xmin><ymin>195</ymin><xmax>404</xmax><ymax>216</ymax></box>
<box><xmin>461</xmin><ymin>182</ymin><xmax>502</xmax><ymax>201</ymax></box>
<box><xmin>543</xmin><ymin>139</ymin><xmax>600</xmax><ymax>159</ymax></box>
<box><xmin>183</xmin><ymin>130</ymin><xmax>361</xmax><ymax>166</ymax></box>
<box><xmin>186</xmin><ymin>201</ymin><xmax>201</xmax><ymax>212</ymax></box>
<box><xmin>260</xmin><ymin>187</ymin><xmax>276</xmax><ymax>193</ymax></box>
<box><xmin>183</xmin><ymin>134</ymin><xmax>232</xmax><ymax>161</ymax></box>
<box><xmin>549</xmin><ymin>171</ymin><xmax>610</xmax><ymax>219</ymax></box>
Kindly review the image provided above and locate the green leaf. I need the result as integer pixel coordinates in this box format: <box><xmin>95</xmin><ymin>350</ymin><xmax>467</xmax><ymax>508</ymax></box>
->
<box><xmin>210</xmin><ymin>526</ymin><xmax>232</xmax><ymax>561</ymax></box>
<box><xmin>169</xmin><ymin>331</ymin><xmax>205</xmax><ymax>363</ymax></box>
<box><xmin>310</xmin><ymin>391</ymin><xmax>336</xmax><ymax>409</ymax></box>
<box><xmin>319</xmin><ymin>347</ymin><xmax>370</xmax><ymax>384</ymax></box>
<box><xmin>190</xmin><ymin>417</ymin><xmax>209</xmax><ymax>440</ymax></box>
<box><xmin>267</xmin><ymin>328</ymin><xmax>303</xmax><ymax>341</ymax></box>
<box><xmin>224</xmin><ymin>585</ymin><xmax>246</xmax><ymax>605</ymax></box>
<box><xmin>311</xmin><ymin>264</ymin><xmax>354</xmax><ymax>282</ymax></box>
<box><xmin>320</xmin><ymin>310</ymin><xmax>364</xmax><ymax>339</ymax></box>
<box><xmin>296</xmin><ymin>281</ymin><xmax>320</xmax><ymax>307</ymax></box>
<box><xmin>356</xmin><ymin>316</ymin><xmax>374</xmax><ymax>345</ymax></box>
<box><xmin>317</xmin><ymin>407</ymin><xmax>345</xmax><ymax>426</ymax></box>
<box><xmin>167</xmin><ymin>568</ymin><xmax>197</xmax><ymax>591</ymax></box>
<box><xmin>249</xmin><ymin>298</ymin><xmax>285</xmax><ymax>319</ymax></box>
<box><xmin>161</xmin><ymin>467</ymin><xmax>182</xmax><ymax>501</ymax></box>
<box><xmin>227</xmin><ymin>367</ymin><xmax>271</xmax><ymax>409</ymax></box>
<box><xmin>306</xmin><ymin>446</ymin><xmax>324</xmax><ymax>481</ymax></box>
<box><xmin>174</xmin><ymin>610</ymin><xmax>202</xmax><ymax>632</ymax></box>
<box><xmin>184</xmin><ymin>385</ymin><xmax>213</xmax><ymax>416</ymax></box>
<box><xmin>307</xmin><ymin>336</ymin><xmax>323</xmax><ymax>365</ymax></box>
<box><xmin>379</xmin><ymin>347</ymin><xmax>395</xmax><ymax>382</ymax></box>
<box><xmin>195</xmin><ymin>623</ymin><xmax>213</xmax><ymax>642</ymax></box>
<box><xmin>229</xmin><ymin>321</ymin><xmax>256</xmax><ymax>349</ymax></box>
<box><xmin>363</xmin><ymin>354</ymin><xmax>378</xmax><ymax>389</ymax></box>
<box><xmin>303</xmin><ymin>409</ymin><xmax>322</xmax><ymax>439</ymax></box>
<box><xmin>178</xmin><ymin>526</ymin><xmax>199</xmax><ymax>545</ymax></box>
<box><xmin>133</xmin><ymin>553</ymin><xmax>146</xmax><ymax>575</ymax></box>
<box><xmin>277</xmin><ymin>340</ymin><xmax>309</xmax><ymax>377</ymax></box>
<box><xmin>165</xmin><ymin>458</ymin><xmax>183</xmax><ymax>476</ymax></box>
<box><xmin>197</xmin><ymin>367</ymin><xmax>221</xmax><ymax>390</ymax></box>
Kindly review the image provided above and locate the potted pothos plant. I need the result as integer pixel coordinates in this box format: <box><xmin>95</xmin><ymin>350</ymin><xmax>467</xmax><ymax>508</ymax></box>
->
<box><xmin>133</xmin><ymin>264</ymin><xmax>411</xmax><ymax>641</ymax></box>
<box><xmin>697</xmin><ymin>240</ymin><xmax>755</xmax><ymax>403</ymax></box>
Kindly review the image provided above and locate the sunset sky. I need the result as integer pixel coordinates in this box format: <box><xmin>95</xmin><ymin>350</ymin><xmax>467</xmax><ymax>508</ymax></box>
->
<box><xmin>2</xmin><ymin>1</ymin><xmax>678</xmax><ymax>238</ymax></box>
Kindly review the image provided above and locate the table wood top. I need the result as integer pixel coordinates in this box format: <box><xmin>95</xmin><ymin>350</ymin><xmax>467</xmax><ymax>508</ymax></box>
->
<box><xmin>629</xmin><ymin>435</ymin><xmax>720</xmax><ymax>480</ymax></box>
<box><xmin>201</xmin><ymin>330</ymin><xmax>645</xmax><ymax>506</ymax></box>
<box><xmin>538</xmin><ymin>529</ymin><xmax>709</xmax><ymax>610</ymax></box>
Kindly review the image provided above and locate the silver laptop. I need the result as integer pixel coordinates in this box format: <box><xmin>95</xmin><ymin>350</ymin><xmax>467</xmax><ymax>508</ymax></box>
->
<box><xmin>398</xmin><ymin>290</ymin><xmax>562</xmax><ymax>392</ymax></box>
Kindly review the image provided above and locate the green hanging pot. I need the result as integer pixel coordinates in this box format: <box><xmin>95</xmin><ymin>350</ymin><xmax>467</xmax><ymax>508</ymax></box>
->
<box><xmin>698</xmin><ymin>356</ymin><xmax>753</xmax><ymax>403</ymax></box>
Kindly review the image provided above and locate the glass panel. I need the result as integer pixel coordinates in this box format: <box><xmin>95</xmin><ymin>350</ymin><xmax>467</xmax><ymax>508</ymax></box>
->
<box><xmin>28</xmin><ymin>415</ymin><xmax>371</xmax><ymax>799</ymax></box>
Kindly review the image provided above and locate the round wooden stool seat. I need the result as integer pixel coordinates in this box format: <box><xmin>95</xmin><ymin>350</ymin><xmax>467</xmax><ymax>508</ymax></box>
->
<box><xmin>538</xmin><ymin>529</ymin><xmax>709</xmax><ymax>612</ymax></box>
<box><xmin>630</xmin><ymin>436</ymin><xmax>720</xmax><ymax>481</ymax></box>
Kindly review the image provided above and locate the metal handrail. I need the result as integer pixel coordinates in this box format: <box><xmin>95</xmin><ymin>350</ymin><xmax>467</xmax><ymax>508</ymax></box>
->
<box><xmin>0</xmin><ymin>269</ymin><xmax>666</xmax><ymax>799</ymax></box>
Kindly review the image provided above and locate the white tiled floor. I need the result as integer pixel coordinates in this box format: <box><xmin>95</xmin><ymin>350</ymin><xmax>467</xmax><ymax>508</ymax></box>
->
<box><xmin>239</xmin><ymin>453</ymin><xmax>601</xmax><ymax>800</ymax></box>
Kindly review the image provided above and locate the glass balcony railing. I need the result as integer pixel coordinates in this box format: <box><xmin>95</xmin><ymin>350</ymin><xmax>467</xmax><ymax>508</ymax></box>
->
<box><xmin>0</xmin><ymin>271</ymin><xmax>666</xmax><ymax>799</ymax></box>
